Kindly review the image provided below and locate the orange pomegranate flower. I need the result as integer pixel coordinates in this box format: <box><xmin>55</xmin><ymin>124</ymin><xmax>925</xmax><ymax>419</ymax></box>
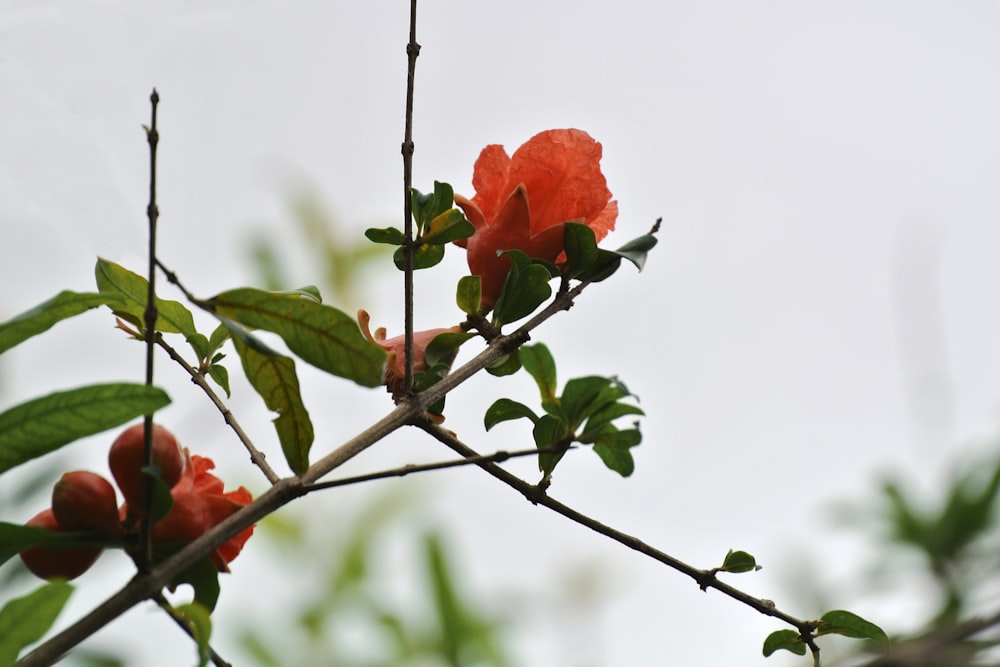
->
<box><xmin>148</xmin><ymin>451</ymin><xmax>254</xmax><ymax>572</ymax></box>
<box><xmin>358</xmin><ymin>309</ymin><xmax>462</xmax><ymax>400</ymax></box>
<box><xmin>454</xmin><ymin>129</ymin><xmax>618</xmax><ymax>306</ymax></box>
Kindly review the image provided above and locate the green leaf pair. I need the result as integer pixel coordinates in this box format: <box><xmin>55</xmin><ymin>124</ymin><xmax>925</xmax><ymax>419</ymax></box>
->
<box><xmin>763</xmin><ymin>610</ymin><xmax>888</xmax><ymax>659</ymax></box>
<box><xmin>365</xmin><ymin>181</ymin><xmax>475</xmax><ymax>271</ymax></box>
<box><xmin>484</xmin><ymin>343</ymin><xmax>643</xmax><ymax>482</ymax></box>
<box><xmin>562</xmin><ymin>221</ymin><xmax>660</xmax><ymax>283</ymax></box>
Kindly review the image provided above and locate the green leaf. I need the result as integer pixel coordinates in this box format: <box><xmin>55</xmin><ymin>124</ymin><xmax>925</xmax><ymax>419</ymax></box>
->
<box><xmin>231</xmin><ymin>334</ymin><xmax>313</xmax><ymax>475</ymax></box>
<box><xmin>187</xmin><ymin>332</ymin><xmax>211</xmax><ymax>360</ymax></box>
<box><xmin>364</xmin><ymin>227</ymin><xmax>406</xmax><ymax>245</ymax></box>
<box><xmin>0</xmin><ymin>383</ymin><xmax>171</xmax><ymax>474</ymax></box>
<box><xmin>615</xmin><ymin>232</ymin><xmax>659</xmax><ymax>271</ymax></box>
<box><xmin>491</xmin><ymin>251</ymin><xmax>553</xmax><ymax>327</ymax></box>
<box><xmin>142</xmin><ymin>466</ymin><xmax>176</xmax><ymax>524</ymax></box>
<box><xmin>207</xmin><ymin>323</ymin><xmax>231</xmax><ymax>351</ymax></box>
<box><xmin>575</xmin><ymin>249</ymin><xmax>623</xmax><ymax>283</ymax></box>
<box><xmin>720</xmin><ymin>549</ymin><xmax>760</xmax><ymax>574</ymax></box>
<box><xmin>207</xmin><ymin>364</ymin><xmax>231</xmax><ymax>398</ymax></box>
<box><xmin>592</xmin><ymin>426</ymin><xmax>641</xmax><ymax>476</ymax></box>
<box><xmin>0</xmin><ymin>523</ymin><xmax>113</xmax><ymax>567</ymax></box>
<box><xmin>173</xmin><ymin>603</ymin><xmax>213</xmax><ymax>667</ymax></box>
<box><xmin>816</xmin><ymin>610</ymin><xmax>888</xmax><ymax>641</ymax></box>
<box><xmin>456</xmin><ymin>276</ymin><xmax>482</xmax><ymax>315</ymax></box>
<box><xmin>485</xmin><ymin>351</ymin><xmax>522</xmax><ymax>376</ymax></box>
<box><xmin>0</xmin><ymin>291</ymin><xmax>127</xmax><ymax>355</ymax></box>
<box><xmin>94</xmin><ymin>258</ymin><xmax>197</xmax><ymax>337</ymax></box>
<box><xmin>484</xmin><ymin>399</ymin><xmax>538</xmax><ymax>431</ymax></box>
<box><xmin>580</xmin><ymin>401</ymin><xmax>644</xmax><ymax>440</ymax></box>
<box><xmin>533</xmin><ymin>414</ymin><xmax>569</xmax><ymax>477</ymax></box>
<box><xmin>411</xmin><ymin>187</ymin><xmax>433</xmax><ymax>225</ymax></box>
<box><xmin>393</xmin><ymin>243</ymin><xmax>446</xmax><ymax>271</ymax></box>
<box><xmin>209</xmin><ymin>287</ymin><xmax>386</xmax><ymax>388</ymax></box>
<box><xmin>762</xmin><ymin>629</ymin><xmax>806</xmax><ymax>657</ymax></box>
<box><xmin>519</xmin><ymin>343</ymin><xmax>558</xmax><ymax>407</ymax></box>
<box><xmin>171</xmin><ymin>557</ymin><xmax>221</xmax><ymax>612</ymax></box>
<box><xmin>413</xmin><ymin>181</ymin><xmax>457</xmax><ymax>229</ymax></box>
<box><xmin>424</xmin><ymin>332</ymin><xmax>474</xmax><ymax>369</ymax></box>
<box><xmin>562</xmin><ymin>223</ymin><xmax>599</xmax><ymax>277</ymax></box>
<box><xmin>561</xmin><ymin>376</ymin><xmax>620</xmax><ymax>429</ymax></box>
<box><xmin>422</xmin><ymin>209</ymin><xmax>474</xmax><ymax>244</ymax></box>
<box><xmin>0</xmin><ymin>580</ymin><xmax>73</xmax><ymax>665</ymax></box>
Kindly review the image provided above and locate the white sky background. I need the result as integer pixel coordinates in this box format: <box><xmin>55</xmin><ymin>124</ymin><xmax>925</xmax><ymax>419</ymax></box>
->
<box><xmin>2</xmin><ymin>1</ymin><xmax>1000</xmax><ymax>665</ymax></box>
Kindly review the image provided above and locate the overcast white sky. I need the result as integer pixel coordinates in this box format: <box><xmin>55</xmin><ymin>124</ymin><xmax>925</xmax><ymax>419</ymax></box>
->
<box><xmin>2</xmin><ymin>2</ymin><xmax>1000</xmax><ymax>665</ymax></box>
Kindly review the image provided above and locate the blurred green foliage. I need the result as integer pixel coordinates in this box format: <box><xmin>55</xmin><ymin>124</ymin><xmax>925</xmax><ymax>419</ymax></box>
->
<box><xmin>246</xmin><ymin>182</ymin><xmax>389</xmax><ymax>308</ymax></box>
<box><xmin>234</xmin><ymin>490</ymin><xmax>510</xmax><ymax>667</ymax></box>
<box><xmin>827</xmin><ymin>449</ymin><xmax>1000</xmax><ymax>666</ymax></box>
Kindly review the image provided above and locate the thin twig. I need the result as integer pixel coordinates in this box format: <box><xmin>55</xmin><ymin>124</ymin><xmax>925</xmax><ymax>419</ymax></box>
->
<box><xmin>401</xmin><ymin>0</ymin><xmax>420</xmax><ymax>393</ymax></box>
<box><xmin>153</xmin><ymin>594</ymin><xmax>232</xmax><ymax>667</ymax></box>
<box><xmin>417</xmin><ymin>420</ymin><xmax>823</xmax><ymax>652</ymax></box>
<box><xmin>154</xmin><ymin>333</ymin><xmax>280</xmax><ymax>484</ymax></box>
<box><xmin>155</xmin><ymin>257</ymin><xmax>197</xmax><ymax>302</ymax></box>
<box><xmin>303</xmin><ymin>445</ymin><xmax>573</xmax><ymax>492</ymax></box>
<box><xmin>140</xmin><ymin>88</ymin><xmax>161</xmax><ymax>571</ymax></box>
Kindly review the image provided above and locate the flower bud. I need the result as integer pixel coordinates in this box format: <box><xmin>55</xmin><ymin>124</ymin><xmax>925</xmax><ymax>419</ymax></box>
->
<box><xmin>19</xmin><ymin>509</ymin><xmax>102</xmax><ymax>580</ymax></box>
<box><xmin>109</xmin><ymin>423</ymin><xmax>185</xmax><ymax>512</ymax></box>
<box><xmin>52</xmin><ymin>471</ymin><xmax>122</xmax><ymax>537</ymax></box>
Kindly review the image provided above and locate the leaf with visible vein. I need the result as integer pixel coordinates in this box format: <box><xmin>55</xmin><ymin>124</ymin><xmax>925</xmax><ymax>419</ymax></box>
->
<box><xmin>210</xmin><ymin>288</ymin><xmax>385</xmax><ymax>388</ymax></box>
<box><xmin>95</xmin><ymin>258</ymin><xmax>197</xmax><ymax>336</ymax></box>
<box><xmin>0</xmin><ymin>383</ymin><xmax>171</xmax><ymax>474</ymax></box>
<box><xmin>232</xmin><ymin>334</ymin><xmax>313</xmax><ymax>475</ymax></box>
<box><xmin>0</xmin><ymin>291</ymin><xmax>127</xmax><ymax>355</ymax></box>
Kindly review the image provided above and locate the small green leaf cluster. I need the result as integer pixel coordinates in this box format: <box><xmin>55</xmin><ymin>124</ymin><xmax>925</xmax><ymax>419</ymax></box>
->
<box><xmin>484</xmin><ymin>343</ymin><xmax>643</xmax><ymax>483</ymax></box>
<box><xmin>485</xmin><ymin>221</ymin><xmax>660</xmax><ymax>328</ymax></box>
<box><xmin>562</xmin><ymin>221</ymin><xmax>659</xmax><ymax>282</ymax></box>
<box><xmin>97</xmin><ymin>257</ymin><xmax>232</xmax><ymax>398</ymax></box>
<box><xmin>365</xmin><ymin>181</ymin><xmax>475</xmax><ymax>270</ymax></box>
<box><xmin>763</xmin><ymin>610</ymin><xmax>888</xmax><ymax>661</ymax></box>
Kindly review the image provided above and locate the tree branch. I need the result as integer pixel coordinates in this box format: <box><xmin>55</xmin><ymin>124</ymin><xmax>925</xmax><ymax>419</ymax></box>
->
<box><xmin>140</xmin><ymin>88</ymin><xmax>162</xmax><ymax>571</ymax></box>
<box><xmin>401</xmin><ymin>0</ymin><xmax>420</xmax><ymax>393</ymax></box>
<box><xmin>154</xmin><ymin>333</ymin><xmax>280</xmax><ymax>484</ymax></box>
<box><xmin>417</xmin><ymin>420</ymin><xmax>822</xmax><ymax>650</ymax></box>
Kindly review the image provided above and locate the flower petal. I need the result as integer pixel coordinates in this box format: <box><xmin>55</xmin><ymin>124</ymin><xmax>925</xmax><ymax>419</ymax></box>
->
<box><xmin>470</xmin><ymin>144</ymin><xmax>513</xmax><ymax>223</ymax></box>
<box><xmin>509</xmin><ymin>129</ymin><xmax>615</xmax><ymax>235</ymax></box>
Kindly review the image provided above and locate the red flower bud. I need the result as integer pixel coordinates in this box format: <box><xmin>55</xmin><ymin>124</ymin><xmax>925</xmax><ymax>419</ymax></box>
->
<box><xmin>19</xmin><ymin>509</ymin><xmax>102</xmax><ymax>580</ymax></box>
<box><xmin>52</xmin><ymin>471</ymin><xmax>122</xmax><ymax>537</ymax></box>
<box><xmin>109</xmin><ymin>423</ymin><xmax>185</xmax><ymax>512</ymax></box>
<box><xmin>357</xmin><ymin>309</ymin><xmax>462</xmax><ymax>400</ymax></box>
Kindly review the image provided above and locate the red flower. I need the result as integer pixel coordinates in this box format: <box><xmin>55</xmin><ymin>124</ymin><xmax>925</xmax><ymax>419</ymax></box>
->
<box><xmin>146</xmin><ymin>450</ymin><xmax>254</xmax><ymax>572</ymax></box>
<box><xmin>455</xmin><ymin>129</ymin><xmax>618</xmax><ymax>306</ymax></box>
<box><xmin>358</xmin><ymin>309</ymin><xmax>462</xmax><ymax>399</ymax></box>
